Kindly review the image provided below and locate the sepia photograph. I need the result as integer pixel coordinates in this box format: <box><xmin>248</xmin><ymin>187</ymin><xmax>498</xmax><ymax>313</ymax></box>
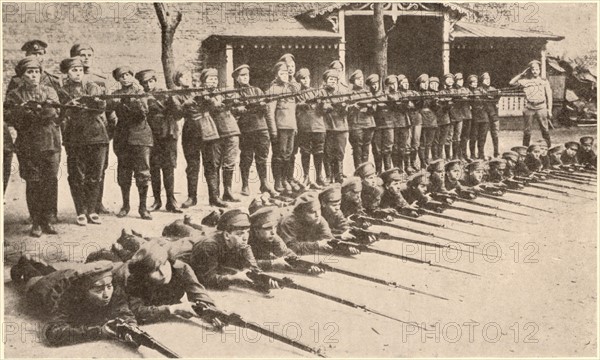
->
<box><xmin>2</xmin><ymin>1</ymin><xmax>598</xmax><ymax>358</ymax></box>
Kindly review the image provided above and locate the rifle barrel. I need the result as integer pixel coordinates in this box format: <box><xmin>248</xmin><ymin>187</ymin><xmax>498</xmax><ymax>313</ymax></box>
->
<box><xmin>477</xmin><ymin>193</ymin><xmax>553</xmax><ymax>213</ymax></box>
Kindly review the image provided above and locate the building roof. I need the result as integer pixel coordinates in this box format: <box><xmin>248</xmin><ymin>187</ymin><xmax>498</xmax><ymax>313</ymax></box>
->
<box><xmin>453</xmin><ymin>21</ymin><xmax>564</xmax><ymax>41</ymax></box>
<box><xmin>301</xmin><ymin>2</ymin><xmax>472</xmax><ymax>17</ymax></box>
<box><xmin>204</xmin><ymin>18</ymin><xmax>340</xmax><ymax>42</ymax></box>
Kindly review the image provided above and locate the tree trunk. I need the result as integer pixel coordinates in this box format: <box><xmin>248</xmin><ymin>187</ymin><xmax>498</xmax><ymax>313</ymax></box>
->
<box><xmin>373</xmin><ymin>3</ymin><xmax>387</xmax><ymax>80</ymax></box>
<box><xmin>154</xmin><ymin>3</ymin><xmax>182</xmax><ymax>89</ymax></box>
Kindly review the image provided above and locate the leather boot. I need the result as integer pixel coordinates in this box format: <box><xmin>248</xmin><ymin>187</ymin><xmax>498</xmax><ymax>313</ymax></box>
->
<box><xmin>164</xmin><ymin>168</ymin><xmax>182</xmax><ymax>213</ymax></box>
<box><xmin>117</xmin><ymin>185</ymin><xmax>131</xmax><ymax>218</ymax></box>
<box><xmin>273</xmin><ymin>160</ymin><xmax>284</xmax><ymax>192</ymax></box>
<box><xmin>469</xmin><ymin>141</ymin><xmax>477</xmax><ymax>160</ymax></box>
<box><xmin>373</xmin><ymin>153</ymin><xmax>382</xmax><ymax>174</ymax></box>
<box><xmin>95</xmin><ymin>176</ymin><xmax>111</xmax><ymax>214</ymax></box>
<box><xmin>403</xmin><ymin>154</ymin><xmax>412</xmax><ymax>174</ymax></box>
<box><xmin>138</xmin><ymin>185</ymin><xmax>152</xmax><ymax>220</ymax></box>
<box><xmin>396</xmin><ymin>153</ymin><xmax>404</xmax><ymax>173</ymax></box>
<box><xmin>444</xmin><ymin>145</ymin><xmax>452</xmax><ymax>160</ymax></box>
<box><xmin>149</xmin><ymin>167</ymin><xmax>162</xmax><ymax>211</ymax></box>
<box><xmin>522</xmin><ymin>134</ymin><xmax>531</xmax><ymax>147</ymax></box>
<box><xmin>492</xmin><ymin>136</ymin><xmax>499</xmax><ymax>158</ymax></box>
<box><xmin>257</xmin><ymin>162</ymin><xmax>278</xmax><ymax>197</ymax></box>
<box><xmin>222</xmin><ymin>170</ymin><xmax>241</xmax><ymax>202</ymax></box>
<box><xmin>314</xmin><ymin>153</ymin><xmax>327</xmax><ymax>187</ymax></box>
<box><xmin>383</xmin><ymin>153</ymin><xmax>393</xmax><ymax>171</ymax></box>
<box><xmin>323</xmin><ymin>155</ymin><xmax>331</xmax><ymax>184</ymax></box>
<box><xmin>208</xmin><ymin>173</ymin><xmax>228</xmax><ymax>208</ymax></box>
<box><xmin>409</xmin><ymin>151</ymin><xmax>418</xmax><ymax>172</ymax></box>
<box><xmin>240</xmin><ymin>167</ymin><xmax>250</xmax><ymax>196</ymax></box>
<box><xmin>418</xmin><ymin>148</ymin><xmax>427</xmax><ymax>169</ymax></box>
<box><xmin>452</xmin><ymin>142</ymin><xmax>461</xmax><ymax>160</ymax></box>
<box><xmin>336</xmin><ymin>160</ymin><xmax>344</xmax><ymax>183</ymax></box>
<box><xmin>460</xmin><ymin>139</ymin><xmax>468</xmax><ymax>160</ymax></box>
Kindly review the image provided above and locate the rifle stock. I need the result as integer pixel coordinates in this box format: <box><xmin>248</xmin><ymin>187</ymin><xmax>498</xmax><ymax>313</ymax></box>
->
<box><xmin>114</xmin><ymin>319</ymin><xmax>180</xmax><ymax>358</ymax></box>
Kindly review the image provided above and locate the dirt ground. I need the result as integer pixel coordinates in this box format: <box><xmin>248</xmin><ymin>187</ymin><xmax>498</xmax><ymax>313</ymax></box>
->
<box><xmin>3</xmin><ymin>128</ymin><xmax>598</xmax><ymax>358</ymax></box>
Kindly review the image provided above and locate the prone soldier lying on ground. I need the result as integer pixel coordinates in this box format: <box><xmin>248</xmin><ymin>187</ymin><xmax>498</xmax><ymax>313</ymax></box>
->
<box><xmin>340</xmin><ymin>176</ymin><xmax>364</xmax><ymax>218</ymax></box>
<box><xmin>379</xmin><ymin>168</ymin><xmax>420</xmax><ymax>217</ymax></box>
<box><xmin>460</xmin><ymin>160</ymin><xmax>505</xmax><ymax>195</ymax></box>
<box><xmin>444</xmin><ymin>159</ymin><xmax>477</xmax><ymax>198</ymax></box>
<box><xmin>578</xmin><ymin>136</ymin><xmax>597</xmax><ymax>169</ymax></box>
<box><xmin>401</xmin><ymin>171</ymin><xmax>446</xmax><ymax>212</ymax></box>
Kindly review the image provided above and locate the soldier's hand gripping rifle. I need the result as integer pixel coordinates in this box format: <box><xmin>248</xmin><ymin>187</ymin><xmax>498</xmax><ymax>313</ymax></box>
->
<box><xmin>77</xmin><ymin>86</ymin><xmax>242</xmax><ymax>100</ymax></box>
<box><xmin>245</xmin><ymin>270</ymin><xmax>426</xmax><ymax>329</ymax></box>
<box><xmin>285</xmin><ymin>257</ymin><xmax>449</xmax><ymax>300</ymax></box>
<box><xmin>192</xmin><ymin>301</ymin><xmax>326</xmax><ymax>358</ymax></box>
<box><xmin>113</xmin><ymin>318</ymin><xmax>180</xmax><ymax>358</ymax></box>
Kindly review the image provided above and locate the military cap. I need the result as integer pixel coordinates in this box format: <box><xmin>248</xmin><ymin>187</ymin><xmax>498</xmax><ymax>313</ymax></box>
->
<box><xmin>384</xmin><ymin>75</ymin><xmax>397</xmax><ymax>85</ymax></box>
<box><xmin>467</xmin><ymin>74</ymin><xmax>478</xmax><ymax>83</ymax></box>
<box><xmin>172</xmin><ymin>67</ymin><xmax>189</xmax><ymax>87</ymax></box>
<box><xmin>354</xmin><ymin>162</ymin><xmax>377</xmax><ymax>179</ymax></box>
<box><xmin>322</xmin><ymin>69</ymin><xmax>339</xmax><ymax>81</ymax></box>
<box><xmin>200</xmin><ymin>68</ymin><xmax>218</xmax><ymax>83</ymax></box>
<box><xmin>444</xmin><ymin>159</ymin><xmax>463</xmax><ymax>171</ymax></box>
<box><xmin>349</xmin><ymin>70</ymin><xmax>363</xmax><ymax>84</ymax></box>
<box><xmin>249</xmin><ymin>206</ymin><xmax>279</xmax><ymax>229</ymax></box>
<box><xmin>295</xmin><ymin>68</ymin><xmax>310</xmax><ymax>81</ymax></box>
<box><xmin>232</xmin><ymin>64</ymin><xmax>250</xmax><ymax>78</ymax></box>
<box><xmin>427</xmin><ymin>158</ymin><xmax>445</xmax><ymax>172</ymax></box>
<box><xmin>548</xmin><ymin>145</ymin><xmax>564</xmax><ymax>156</ymax></box>
<box><xmin>429</xmin><ymin>76</ymin><xmax>440</xmax><ymax>84</ymax></box>
<box><xmin>407</xmin><ymin>171</ymin><xmax>430</xmax><ymax>187</ymax></box>
<box><xmin>511</xmin><ymin>146</ymin><xmax>528</xmax><ymax>156</ymax></box>
<box><xmin>77</xmin><ymin>260</ymin><xmax>114</xmax><ymax>287</ymax></box>
<box><xmin>135</xmin><ymin>69</ymin><xmax>157</xmax><ymax>84</ymax></box>
<box><xmin>527</xmin><ymin>144</ymin><xmax>541</xmax><ymax>153</ymax></box>
<box><xmin>342</xmin><ymin>176</ymin><xmax>362</xmax><ymax>194</ymax></box>
<box><xmin>70</xmin><ymin>43</ymin><xmax>94</xmax><ymax>57</ymax></box>
<box><xmin>15</xmin><ymin>57</ymin><xmax>42</xmax><ymax>77</ymax></box>
<box><xmin>454</xmin><ymin>72</ymin><xmax>464</xmax><ymax>80</ymax></box>
<box><xmin>443</xmin><ymin>73</ymin><xmax>455</xmax><ymax>81</ymax></box>
<box><xmin>365</xmin><ymin>74</ymin><xmax>380</xmax><ymax>86</ymax></box>
<box><xmin>21</xmin><ymin>39</ymin><xmax>47</xmax><ymax>54</ymax></box>
<box><xmin>293</xmin><ymin>192</ymin><xmax>320</xmax><ymax>214</ymax></box>
<box><xmin>502</xmin><ymin>151</ymin><xmax>519</xmax><ymax>163</ymax></box>
<box><xmin>528</xmin><ymin>60</ymin><xmax>542</xmax><ymax>68</ymax></box>
<box><xmin>273</xmin><ymin>61</ymin><xmax>288</xmax><ymax>74</ymax></box>
<box><xmin>416</xmin><ymin>74</ymin><xmax>429</xmax><ymax>83</ymax></box>
<box><xmin>329</xmin><ymin>59</ymin><xmax>343</xmax><ymax>70</ymax></box>
<box><xmin>564</xmin><ymin>141</ymin><xmax>580</xmax><ymax>151</ymax></box>
<box><xmin>380</xmin><ymin>168</ymin><xmax>406</xmax><ymax>185</ymax></box>
<box><xmin>112</xmin><ymin>66</ymin><xmax>134</xmax><ymax>81</ymax></box>
<box><xmin>488</xmin><ymin>158</ymin><xmax>507</xmax><ymax>169</ymax></box>
<box><xmin>397</xmin><ymin>74</ymin><xmax>407</xmax><ymax>83</ymax></box>
<box><xmin>480</xmin><ymin>72</ymin><xmax>490</xmax><ymax>81</ymax></box>
<box><xmin>580</xmin><ymin>136</ymin><xmax>594</xmax><ymax>145</ymax></box>
<box><xmin>465</xmin><ymin>160</ymin><xmax>486</xmax><ymax>172</ymax></box>
<box><xmin>362</xmin><ymin>183</ymin><xmax>384</xmax><ymax>201</ymax></box>
<box><xmin>279</xmin><ymin>53</ymin><xmax>295</xmax><ymax>63</ymax></box>
<box><xmin>319</xmin><ymin>183</ymin><xmax>342</xmax><ymax>203</ymax></box>
<box><xmin>59</xmin><ymin>57</ymin><xmax>84</xmax><ymax>74</ymax></box>
<box><xmin>217</xmin><ymin>208</ymin><xmax>250</xmax><ymax>231</ymax></box>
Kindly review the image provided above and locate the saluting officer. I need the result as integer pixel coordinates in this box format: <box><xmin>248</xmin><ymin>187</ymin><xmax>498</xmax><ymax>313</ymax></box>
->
<box><xmin>230</xmin><ymin>64</ymin><xmax>278</xmax><ymax>197</ymax></box>
<box><xmin>70</xmin><ymin>43</ymin><xmax>114</xmax><ymax>215</ymax></box>
<box><xmin>60</xmin><ymin>57</ymin><xmax>109</xmax><ymax>226</ymax></box>
<box><xmin>110</xmin><ymin>66</ymin><xmax>153</xmax><ymax>220</ymax></box>
<box><xmin>135</xmin><ymin>69</ymin><xmax>182</xmax><ymax>213</ymax></box>
<box><xmin>5</xmin><ymin>58</ymin><xmax>61</xmax><ymax>237</ymax></box>
<box><xmin>509</xmin><ymin>60</ymin><xmax>553</xmax><ymax>147</ymax></box>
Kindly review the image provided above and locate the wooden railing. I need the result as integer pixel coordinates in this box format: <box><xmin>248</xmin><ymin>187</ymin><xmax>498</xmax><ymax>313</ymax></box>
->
<box><xmin>498</xmin><ymin>95</ymin><xmax>526</xmax><ymax>117</ymax></box>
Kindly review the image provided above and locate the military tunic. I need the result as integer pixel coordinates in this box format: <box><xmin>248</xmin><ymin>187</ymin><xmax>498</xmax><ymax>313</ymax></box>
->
<box><xmin>277</xmin><ymin>213</ymin><xmax>334</xmax><ymax>255</ymax></box>
<box><xmin>248</xmin><ymin>233</ymin><xmax>296</xmax><ymax>271</ymax></box>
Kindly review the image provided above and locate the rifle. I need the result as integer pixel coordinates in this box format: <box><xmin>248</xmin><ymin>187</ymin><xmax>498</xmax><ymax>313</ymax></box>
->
<box><xmin>327</xmin><ymin>239</ymin><xmax>480</xmax><ymax>277</ymax></box>
<box><xmin>476</xmin><ymin>192</ymin><xmax>553</xmax><ymax>213</ymax></box>
<box><xmin>80</xmin><ymin>87</ymin><xmax>242</xmax><ymax>100</ymax></box>
<box><xmin>192</xmin><ymin>301</ymin><xmax>326</xmax><ymax>357</ymax></box>
<box><xmin>449</xmin><ymin>193</ymin><xmax>531</xmax><ymax>217</ymax></box>
<box><xmin>389</xmin><ymin>210</ymin><xmax>479</xmax><ymax>237</ymax></box>
<box><xmin>535</xmin><ymin>180</ymin><xmax>596</xmax><ymax>194</ymax></box>
<box><xmin>354</xmin><ymin>214</ymin><xmax>470</xmax><ymax>246</ymax></box>
<box><xmin>5</xmin><ymin>100</ymin><xmax>104</xmax><ymax>113</ymax></box>
<box><xmin>551</xmin><ymin>168</ymin><xmax>596</xmax><ymax>180</ymax></box>
<box><xmin>502</xmin><ymin>188</ymin><xmax>561</xmax><ymax>201</ymax></box>
<box><xmin>285</xmin><ymin>257</ymin><xmax>449</xmax><ymax>300</ymax></box>
<box><xmin>350</xmin><ymin>227</ymin><xmax>485</xmax><ymax>256</ymax></box>
<box><xmin>548</xmin><ymin>172</ymin><xmax>596</xmax><ymax>184</ymax></box>
<box><xmin>244</xmin><ymin>271</ymin><xmax>426</xmax><ymax>329</ymax></box>
<box><xmin>419</xmin><ymin>208</ymin><xmax>508</xmax><ymax>231</ymax></box>
<box><xmin>527</xmin><ymin>183</ymin><xmax>594</xmax><ymax>200</ymax></box>
<box><xmin>114</xmin><ymin>318</ymin><xmax>180</xmax><ymax>358</ymax></box>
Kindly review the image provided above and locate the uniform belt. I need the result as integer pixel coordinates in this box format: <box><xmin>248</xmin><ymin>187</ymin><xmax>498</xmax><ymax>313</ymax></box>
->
<box><xmin>527</xmin><ymin>100</ymin><xmax>546</xmax><ymax>106</ymax></box>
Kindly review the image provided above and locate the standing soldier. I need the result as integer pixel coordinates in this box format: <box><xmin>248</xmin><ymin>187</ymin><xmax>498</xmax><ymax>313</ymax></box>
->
<box><xmin>265</xmin><ymin>62</ymin><xmax>298</xmax><ymax>195</ymax></box>
<box><xmin>4</xmin><ymin>121</ymin><xmax>14</xmax><ymax>193</ymax></box>
<box><xmin>509</xmin><ymin>60</ymin><xmax>553</xmax><ymax>147</ymax></box>
<box><xmin>480</xmin><ymin>72</ymin><xmax>500</xmax><ymax>157</ymax></box>
<box><xmin>461</xmin><ymin>75</ymin><xmax>478</xmax><ymax>160</ymax></box>
<box><xmin>347</xmin><ymin>70</ymin><xmax>375</xmax><ymax>170</ymax></box>
<box><xmin>372</xmin><ymin>75</ymin><xmax>396</xmax><ymax>173</ymax></box>
<box><xmin>321</xmin><ymin>69</ymin><xmax>349</xmax><ymax>184</ymax></box>
<box><xmin>202</xmin><ymin>69</ymin><xmax>242</xmax><ymax>204</ymax></box>
<box><xmin>578</xmin><ymin>136</ymin><xmax>597</xmax><ymax>169</ymax></box>
<box><xmin>394</xmin><ymin>75</ymin><xmax>413</xmax><ymax>174</ymax></box>
<box><xmin>135</xmin><ymin>69</ymin><xmax>182</xmax><ymax>213</ymax></box>
<box><xmin>295</xmin><ymin>68</ymin><xmax>327</xmax><ymax>188</ymax></box>
<box><xmin>4</xmin><ymin>58</ymin><xmax>61</xmax><ymax>237</ymax></box>
<box><xmin>469</xmin><ymin>74</ymin><xmax>488</xmax><ymax>159</ymax></box>
<box><xmin>6</xmin><ymin>40</ymin><xmax>62</xmax><ymax>95</ymax></box>
<box><xmin>328</xmin><ymin>60</ymin><xmax>349</xmax><ymax>91</ymax></box>
<box><xmin>110</xmin><ymin>66</ymin><xmax>153</xmax><ymax>220</ymax></box>
<box><xmin>230</xmin><ymin>65</ymin><xmax>278</xmax><ymax>197</ymax></box>
<box><xmin>416</xmin><ymin>74</ymin><xmax>437</xmax><ymax>168</ymax></box>
<box><xmin>449</xmin><ymin>73</ymin><xmax>470</xmax><ymax>160</ymax></box>
<box><xmin>60</xmin><ymin>57</ymin><xmax>109</xmax><ymax>226</ymax></box>
<box><xmin>70</xmin><ymin>43</ymin><xmax>115</xmax><ymax>215</ymax></box>
<box><xmin>433</xmin><ymin>74</ymin><xmax>453</xmax><ymax>160</ymax></box>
